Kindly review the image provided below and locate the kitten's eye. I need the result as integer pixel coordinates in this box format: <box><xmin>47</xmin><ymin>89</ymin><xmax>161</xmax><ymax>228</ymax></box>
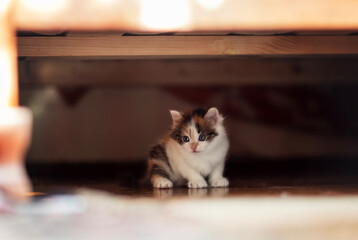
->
<box><xmin>198</xmin><ymin>134</ymin><xmax>206</xmax><ymax>141</ymax></box>
<box><xmin>182</xmin><ymin>136</ymin><xmax>190</xmax><ymax>142</ymax></box>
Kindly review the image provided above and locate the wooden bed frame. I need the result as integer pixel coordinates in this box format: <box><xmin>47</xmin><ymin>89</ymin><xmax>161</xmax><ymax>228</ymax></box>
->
<box><xmin>1</xmin><ymin>0</ymin><xmax>358</xmax><ymax>102</ymax></box>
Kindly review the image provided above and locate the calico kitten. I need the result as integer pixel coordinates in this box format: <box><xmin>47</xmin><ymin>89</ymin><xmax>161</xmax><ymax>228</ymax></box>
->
<box><xmin>147</xmin><ymin>107</ymin><xmax>229</xmax><ymax>189</ymax></box>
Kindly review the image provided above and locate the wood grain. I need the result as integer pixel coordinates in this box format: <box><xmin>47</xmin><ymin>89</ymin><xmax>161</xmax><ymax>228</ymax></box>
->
<box><xmin>17</xmin><ymin>35</ymin><xmax>358</xmax><ymax>57</ymax></box>
<box><xmin>15</xmin><ymin>0</ymin><xmax>358</xmax><ymax>31</ymax></box>
<box><xmin>19</xmin><ymin>58</ymin><xmax>358</xmax><ymax>86</ymax></box>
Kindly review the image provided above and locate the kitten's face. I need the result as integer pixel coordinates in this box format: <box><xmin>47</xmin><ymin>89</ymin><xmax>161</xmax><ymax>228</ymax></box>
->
<box><xmin>170</xmin><ymin>108</ymin><xmax>221</xmax><ymax>154</ymax></box>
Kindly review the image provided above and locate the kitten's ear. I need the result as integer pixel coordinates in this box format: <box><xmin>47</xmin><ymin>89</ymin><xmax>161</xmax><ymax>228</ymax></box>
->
<box><xmin>170</xmin><ymin>110</ymin><xmax>183</xmax><ymax>126</ymax></box>
<box><xmin>204</xmin><ymin>107</ymin><xmax>220</xmax><ymax>124</ymax></box>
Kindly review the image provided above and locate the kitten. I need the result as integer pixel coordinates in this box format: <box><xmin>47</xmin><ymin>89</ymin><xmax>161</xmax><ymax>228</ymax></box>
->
<box><xmin>147</xmin><ymin>107</ymin><xmax>229</xmax><ymax>189</ymax></box>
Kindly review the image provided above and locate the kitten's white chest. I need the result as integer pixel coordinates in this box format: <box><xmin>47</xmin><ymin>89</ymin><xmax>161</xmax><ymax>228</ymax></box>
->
<box><xmin>188</xmin><ymin>154</ymin><xmax>216</xmax><ymax>176</ymax></box>
<box><xmin>166</xmin><ymin>135</ymin><xmax>228</xmax><ymax>178</ymax></box>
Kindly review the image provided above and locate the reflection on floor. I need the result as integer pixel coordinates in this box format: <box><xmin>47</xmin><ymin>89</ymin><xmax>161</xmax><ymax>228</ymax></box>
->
<box><xmin>27</xmin><ymin>157</ymin><xmax>358</xmax><ymax>198</ymax></box>
<box><xmin>3</xmin><ymin>158</ymin><xmax>355</xmax><ymax>240</ymax></box>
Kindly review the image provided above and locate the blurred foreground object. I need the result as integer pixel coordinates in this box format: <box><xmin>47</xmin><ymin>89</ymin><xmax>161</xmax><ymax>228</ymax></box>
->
<box><xmin>2</xmin><ymin>189</ymin><xmax>358</xmax><ymax>240</ymax></box>
<box><xmin>0</xmin><ymin>0</ymin><xmax>18</xmax><ymax>107</ymax></box>
<box><xmin>0</xmin><ymin>0</ymin><xmax>32</xmax><ymax>202</ymax></box>
<box><xmin>14</xmin><ymin>194</ymin><xmax>87</xmax><ymax>216</ymax></box>
<box><xmin>0</xmin><ymin>107</ymin><xmax>33</xmax><ymax>201</ymax></box>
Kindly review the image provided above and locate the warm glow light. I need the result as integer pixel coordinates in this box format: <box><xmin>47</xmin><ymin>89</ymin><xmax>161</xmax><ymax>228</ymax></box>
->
<box><xmin>20</xmin><ymin>0</ymin><xmax>68</xmax><ymax>13</ymax></box>
<box><xmin>24</xmin><ymin>192</ymin><xmax>46</xmax><ymax>196</ymax></box>
<box><xmin>140</xmin><ymin>0</ymin><xmax>191</xmax><ymax>30</ymax></box>
<box><xmin>196</xmin><ymin>0</ymin><xmax>225</xmax><ymax>10</ymax></box>
<box><xmin>0</xmin><ymin>50</ymin><xmax>12</xmax><ymax>108</ymax></box>
<box><xmin>0</xmin><ymin>0</ymin><xmax>11</xmax><ymax>14</ymax></box>
<box><xmin>94</xmin><ymin>0</ymin><xmax>118</xmax><ymax>6</ymax></box>
<box><xmin>0</xmin><ymin>107</ymin><xmax>31</xmax><ymax>125</ymax></box>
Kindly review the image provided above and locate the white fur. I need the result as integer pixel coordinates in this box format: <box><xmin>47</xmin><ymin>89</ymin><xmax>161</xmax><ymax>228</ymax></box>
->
<box><xmin>165</xmin><ymin>110</ymin><xmax>229</xmax><ymax>188</ymax></box>
<box><xmin>210</xmin><ymin>177</ymin><xmax>229</xmax><ymax>187</ymax></box>
<box><xmin>170</xmin><ymin>110</ymin><xmax>182</xmax><ymax>126</ymax></box>
<box><xmin>152</xmin><ymin>175</ymin><xmax>173</xmax><ymax>188</ymax></box>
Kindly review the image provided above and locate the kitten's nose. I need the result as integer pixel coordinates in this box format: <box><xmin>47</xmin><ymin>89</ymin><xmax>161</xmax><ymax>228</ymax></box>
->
<box><xmin>190</xmin><ymin>143</ymin><xmax>198</xmax><ymax>151</ymax></box>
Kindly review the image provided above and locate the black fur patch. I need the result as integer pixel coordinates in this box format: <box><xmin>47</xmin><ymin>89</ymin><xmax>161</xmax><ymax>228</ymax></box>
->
<box><xmin>151</xmin><ymin>165</ymin><xmax>170</xmax><ymax>179</ymax></box>
<box><xmin>192</xmin><ymin>108</ymin><xmax>207</xmax><ymax>118</ymax></box>
<box><xmin>171</xmin><ymin>129</ymin><xmax>184</xmax><ymax>144</ymax></box>
<box><xmin>150</xmin><ymin>145</ymin><xmax>169</xmax><ymax>163</ymax></box>
<box><xmin>149</xmin><ymin>144</ymin><xmax>172</xmax><ymax>177</ymax></box>
<box><xmin>206</xmin><ymin>131</ymin><xmax>219</xmax><ymax>141</ymax></box>
<box><xmin>195</xmin><ymin>122</ymin><xmax>201</xmax><ymax>133</ymax></box>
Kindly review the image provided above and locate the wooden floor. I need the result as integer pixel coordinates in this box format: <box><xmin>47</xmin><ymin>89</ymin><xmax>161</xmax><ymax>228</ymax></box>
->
<box><xmin>27</xmin><ymin>157</ymin><xmax>358</xmax><ymax>198</ymax></box>
<box><xmin>31</xmin><ymin>181</ymin><xmax>358</xmax><ymax>200</ymax></box>
<box><xmin>1</xmin><ymin>158</ymin><xmax>358</xmax><ymax>240</ymax></box>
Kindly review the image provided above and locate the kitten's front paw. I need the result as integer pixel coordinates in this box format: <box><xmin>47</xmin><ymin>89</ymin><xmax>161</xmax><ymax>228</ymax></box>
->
<box><xmin>152</xmin><ymin>177</ymin><xmax>173</xmax><ymax>189</ymax></box>
<box><xmin>188</xmin><ymin>180</ymin><xmax>208</xmax><ymax>189</ymax></box>
<box><xmin>210</xmin><ymin>177</ymin><xmax>229</xmax><ymax>187</ymax></box>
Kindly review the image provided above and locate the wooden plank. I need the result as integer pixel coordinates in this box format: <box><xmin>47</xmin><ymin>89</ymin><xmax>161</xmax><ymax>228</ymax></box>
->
<box><xmin>17</xmin><ymin>35</ymin><xmax>358</xmax><ymax>57</ymax></box>
<box><xmin>15</xmin><ymin>0</ymin><xmax>358</xmax><ymax>31</ymax></box>
<box><xmin>18</xmin><ymin>58</ymin><xmax>358</xmax><ymax>86</ymax></box>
